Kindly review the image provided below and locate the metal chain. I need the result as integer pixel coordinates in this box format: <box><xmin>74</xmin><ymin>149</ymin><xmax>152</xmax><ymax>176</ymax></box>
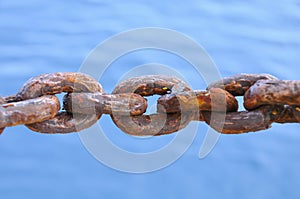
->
<box><xmin>0</xmin><ymin>72</ymin><xmax>299</xmax><ymax>136</ymax></box>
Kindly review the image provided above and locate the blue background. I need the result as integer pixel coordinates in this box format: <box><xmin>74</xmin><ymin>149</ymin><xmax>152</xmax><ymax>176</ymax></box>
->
<box><xmin>0</xmin><ymin>0</ymin><xmax>300</xmax><ymax>198</ymax></box>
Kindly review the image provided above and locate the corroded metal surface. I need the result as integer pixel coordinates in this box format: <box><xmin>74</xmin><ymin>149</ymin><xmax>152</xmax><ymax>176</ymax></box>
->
<box><xmin>157</xmin><ymin>88</ymin><xmax>238</xmax><ymax>113</ymax></box>
<box><xmin>112</xmin><ymin>75</ymin><xmax>191</xmax><ymax>95</ymax></box>
<box><xmin>207</xmin><ymin>74</ymin><xmax>277</xmax><ymax>96</ymax></box>
<box><xmin>26</xmin><ymin>112</ymin><xmax>101</xmax><ymax>134</ymax></box>
<box><xmin>0</xmin><ymin>95</ymin><xmax>60</xmax><ymax>128</ymax></box>
<box><xmin>111</xmin><ymin>75</ymin><xmax>194</xmax><ymax>136</ymax></box>
<box><xmin>111</xmin><ymin>112</ymin><xmax>192</xmax><ymax>136</ymax></box>
<box><xmin>0</xmin><ymin>72</ymin><xmax>299</xmax><ymax>135</ymax></box>
<box><xmin>197</xmin><ymin>106</ymin><xmax>284</xmax><ymax>134</ymax></box>
<box><xmin>17</xmin><ymin>72</ymin><xmax>103</xmax><ymax>134</ymax></box>
<box><xmin>63</xmin><ymin>92</ymin><xmax>147</xmax><ymax>115</ymax></box>
<box><xmin>275</xmin><ymin>106</ymin><xmax>300</xmax><ymax>123</ymax></box>
<box><xmin>244</xmin><ymin>80</ymin><xmax>300</xmax><ymax>110</ymax></box>
<box><xmin>16</xmin><ymin>72</ymin><xmax>104</xmax><ymax>100</ymax></box>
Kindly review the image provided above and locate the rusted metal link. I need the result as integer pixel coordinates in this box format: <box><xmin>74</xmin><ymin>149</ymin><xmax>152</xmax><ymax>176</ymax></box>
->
<box><xmin>111</xmin><ymin>75</ymin><xmax>194</xmax><ymax>136</ymax></box>
<box><xmin>113</xmin><ymin>75</ymin><xmax>191</xmax><ymax>96</ymax></box>
<box><xmin>26</xmin><ymin>112</ymin><xmax>100</xmax><ymax>134</ymax></box>
<box><xmin>15</xmin><ymin>72</ymin><xmax>103</xmax><ymax>134</ymax></box>
<box><xmin>63</xmin><ymin>92</ymin><xmax>147</xmax><ymax>115</ymax></box>
<box><xmin>274</xmin><ymin>106</ymin><xmax>300</xmax><ymax>123</ymax></box>
<box><xmin>0</xmin><ymin>95</ymin><xmax>60</xmax><ymax>128</ymax></box>
<box><xmin>197</xmin><ymin>105</ymin><xmax>284</xmax><ymax>134</ymax></box>
<box><xmin>244</xmin><ymin>80</ymin><xmax>300</xmax><ymax>110</ymax></box>
<box><xmin>197</xmin><ymin>74</ymin><xmax>295</xmax><ymax>134</ymax></box>
<box><xmin>207</xmin><ymin>74</ymin><xmax>277</xmax><ymax>96</ymax></box>
<box><xmin>157</xmin><ymin>88</ymin><xmax>238</xmax><ymax>113</ymax></box>
<box><xmin>112</xmin><ymin>112</ymin><xmax>193</xmax><ymax>136</ymax></box>
<box><xmin>15</xmin><ymin>72</ymin><xmax>103</xmax><ymax>100</ymax></box>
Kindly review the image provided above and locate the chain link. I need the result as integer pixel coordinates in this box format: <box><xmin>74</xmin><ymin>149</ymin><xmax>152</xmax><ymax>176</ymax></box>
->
<box><xmin>0</xmin><ymin>95</ymin><xmax>60</xmax><ymax>129</ymax></box>
<box><xmin>0</xmin><ymin>72</ymin><xmax>299</xmax><ymax>135</ymax></box>
<box><xmin>111</xmin><ymin>75</ymin><xmax>194</xmax><ymax>136</ymax></box>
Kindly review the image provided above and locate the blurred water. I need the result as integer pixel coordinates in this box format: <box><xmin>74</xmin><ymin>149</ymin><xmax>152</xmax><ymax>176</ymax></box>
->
<box><xmin>0</xmin><ymin>0</ymin><xmax>300</xmax><ymax>198</ymax></box>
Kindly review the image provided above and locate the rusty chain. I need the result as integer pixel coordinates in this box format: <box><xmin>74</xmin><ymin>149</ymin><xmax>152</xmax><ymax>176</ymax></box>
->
<box><xmin>0</xmin><ymin>72</ymin><xmax>299</xmax><ymax>136</ymax></box>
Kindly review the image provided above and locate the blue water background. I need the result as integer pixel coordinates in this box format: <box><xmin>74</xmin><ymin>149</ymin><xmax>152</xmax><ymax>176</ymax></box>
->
<box><xmin>0</xmin><ymin>0</ymin><xmax>300</xmax><ymax>198</ymax></box>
